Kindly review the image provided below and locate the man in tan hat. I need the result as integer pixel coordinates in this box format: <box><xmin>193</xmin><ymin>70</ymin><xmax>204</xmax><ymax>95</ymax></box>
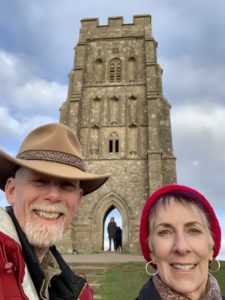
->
<box><xmin>0</xmin><ymin>123</ymin><xmax>110</xmax><ymax>299</ymax></box>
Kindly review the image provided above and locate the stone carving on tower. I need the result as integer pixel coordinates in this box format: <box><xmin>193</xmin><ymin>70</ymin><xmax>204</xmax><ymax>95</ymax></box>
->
<box><xmin>59</xmin><ymin>15</ymin><xmax>177</xmax><ymax>254</ymax></box>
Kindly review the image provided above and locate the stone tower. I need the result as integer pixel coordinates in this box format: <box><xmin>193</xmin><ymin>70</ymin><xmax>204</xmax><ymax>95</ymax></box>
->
<box><xmin>60</xmin><ymin>15</ymin><xmax>176</xmax><ymax>254</ymax></box>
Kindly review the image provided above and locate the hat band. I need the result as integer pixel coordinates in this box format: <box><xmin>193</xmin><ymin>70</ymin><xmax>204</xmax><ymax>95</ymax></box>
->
<box><xmin>17</xmin><ymin>150</ymin><xmax>86</xmax><ymax>171</ymax></box>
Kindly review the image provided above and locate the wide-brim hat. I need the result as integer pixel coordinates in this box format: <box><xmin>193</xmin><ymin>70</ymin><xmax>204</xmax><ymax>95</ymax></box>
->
<box><xmin>0</xmin><ymin>123</ymin><xmax>110</xmax><ymax>195</ymax></box>
<box><xmin>140</xmin><ymin>184</ymin><xmax>221</xmax><ymax>262</ymax></box>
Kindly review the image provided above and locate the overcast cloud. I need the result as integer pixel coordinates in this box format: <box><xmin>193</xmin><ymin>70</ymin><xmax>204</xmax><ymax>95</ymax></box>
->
<box><xmin>0</xmin><ymin>0</ymin><xmax>224</xmax><ymax>259</ymax></box>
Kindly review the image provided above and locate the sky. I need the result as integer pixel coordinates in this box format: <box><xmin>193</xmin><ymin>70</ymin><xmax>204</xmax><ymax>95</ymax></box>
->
<box><xmin>0</xmin><ymin>0</ymin><xmax>225</xmax><ymax>259</ymax></box>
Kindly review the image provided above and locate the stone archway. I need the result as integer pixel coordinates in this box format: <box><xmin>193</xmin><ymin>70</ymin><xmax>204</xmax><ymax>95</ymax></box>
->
<box><xmin>90</xmin><ymin>192</ymin><xmax>131</xmax><ymax>252</ymax></box>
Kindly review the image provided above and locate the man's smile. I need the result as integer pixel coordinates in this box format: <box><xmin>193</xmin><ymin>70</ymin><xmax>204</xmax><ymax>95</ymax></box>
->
<box><xmin>33</xmin><ymin>209</ymin><xmax>64</xmax><ymax>220</ymax></box>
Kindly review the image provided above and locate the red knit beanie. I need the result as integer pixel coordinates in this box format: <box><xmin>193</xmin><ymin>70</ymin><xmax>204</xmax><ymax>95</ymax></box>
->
<box><xmin>140</xmin><ymin>184</ymin><xmax>221</xmax><ymax>262</ymax></box>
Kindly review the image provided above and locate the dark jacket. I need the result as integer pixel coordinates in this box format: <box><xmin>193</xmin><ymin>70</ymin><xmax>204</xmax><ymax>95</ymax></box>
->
<box><xmin>135</xmin><ymin>277</ymin><xmax>225</xmax><ymax>300</ymax></box>
<box><xmin>135</xmin><ymin>277</ymin><xmax>161</xmax><ymax>300</ymax></box>
<box><xmin>0</xmin><ymin>206</ymin><xmax>92</xmax><ymax>300</ymax></box>
<box><xmin>107</xmin><ymin>221</ymin><xmax>117</xmax><ymax>238</ymax></box>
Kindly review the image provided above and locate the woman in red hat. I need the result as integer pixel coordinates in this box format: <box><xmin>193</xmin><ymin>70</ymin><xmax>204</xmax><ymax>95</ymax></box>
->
<box><xmin>136</xmin><ymin>184</ymin><xmax>224</xmax><ymax>300</ymax></box>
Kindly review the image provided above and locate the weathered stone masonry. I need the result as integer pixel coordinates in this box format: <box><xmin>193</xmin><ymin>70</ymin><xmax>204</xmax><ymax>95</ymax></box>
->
<box><xmin>59</xmin><ymin>15</ymin><xmax>177</xmax><ymax>254</ymax></box>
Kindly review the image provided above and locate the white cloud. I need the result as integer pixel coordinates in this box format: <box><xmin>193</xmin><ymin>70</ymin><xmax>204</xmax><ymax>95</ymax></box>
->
<box><xmin>172</xmin><ymin>104</ymin><xmax>225</xmax><ymax>139</ymax></box>
<box><xmin>11</xmin><ymin>79</ymin><xmax>66</xmax><ymax>114</ymax></box>
<box><xmin>0</xmin><ymin>49</ymin><xmax>67</xmax><ymax>116</ymax></box>
<box><xmin>172</xmin><ymin>104</ymin><xmax>225</xmax><ymax>209</ymax></box>
<box><xmin>0</xmin><ymin>112</ymin><xmax>58</xmax><ymax>155</ymax></box>
<box><xmin>161</xmin><ymin>55</ymin><xmax>225</xmax><ymax>106</ymax></box>
<box><xmin>172</xmin><ymin>104</ymin><xmax>225</xmax><ymax>165</ymax></box>
<box><xmin>0</xmin><ymin>107</ymin><xmax>21</xmax><ymax>137</ymax></box>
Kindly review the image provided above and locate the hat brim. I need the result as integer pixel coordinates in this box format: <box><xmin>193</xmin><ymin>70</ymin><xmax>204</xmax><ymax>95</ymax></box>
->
<box><xmin>0</xmin><ymin>150</ymin><xmax>110</xmax><ymax>195</ymax></box>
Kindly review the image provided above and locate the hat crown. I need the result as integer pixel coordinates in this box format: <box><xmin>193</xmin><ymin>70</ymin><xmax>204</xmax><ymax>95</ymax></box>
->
<box><xmin>18</xmin><ymin>123</ymin><xmax>83</xmax><ymax>159</ymax></box>
<box><xmin>0</xmin><ymin>123</ymin><xmax>110</xmax><ymax>195</ymax></box>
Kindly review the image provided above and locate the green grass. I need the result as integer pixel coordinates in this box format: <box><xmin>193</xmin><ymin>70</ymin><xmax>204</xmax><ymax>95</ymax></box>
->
<box><xmin>215</xmin><ymin>260</ymin><xmax>225</xmax><ymax>294</ymax></box>
<box><xmin>98</xmin><ymin>261</ymin><xmax>225</xmax><ymax>300</ymax></box>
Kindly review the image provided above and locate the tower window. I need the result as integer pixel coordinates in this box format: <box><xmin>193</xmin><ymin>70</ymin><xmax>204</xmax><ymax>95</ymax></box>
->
<box><xmin>109</xmin><ymin>140</ymin><xmax>113</xmax><ymax>153</ymax></box>
<box><xmin>109</xmin><ymin>59</ymin><xmax>122</xmax><ymax>82</ymax></box>
<box><xmin>108</xmin><ymin>134</ymin><xmax>120</xmax><ymax>154</ymax></box>
<box><xmin>110</xmin><ymin>64</ymin><xmax>115</xmax><ymax>82</ymax></box>
<box><xmin>115</xmin><ymin>139</ymin><xmax>119</xmax><ymax>152</ymax></box>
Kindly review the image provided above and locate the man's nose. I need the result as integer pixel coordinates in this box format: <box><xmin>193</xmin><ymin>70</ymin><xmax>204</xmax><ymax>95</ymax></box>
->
<box><xmin>45</xmin><ymin>182</ymin><xmax>61</xmax><ymax>201</ymax></box>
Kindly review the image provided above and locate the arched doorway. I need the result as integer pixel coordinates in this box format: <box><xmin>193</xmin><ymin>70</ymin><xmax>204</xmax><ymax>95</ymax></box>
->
<box><xmin>90</xmin><ymin>192</ymin><xmax>130</xmax><ymax>252</ymax></box>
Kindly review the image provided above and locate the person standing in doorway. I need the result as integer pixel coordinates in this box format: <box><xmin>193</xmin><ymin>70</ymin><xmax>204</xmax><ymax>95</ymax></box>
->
<box><xmin>107</xmin><ymin>217</ymin><xmax>117</xmax><ymax>251</ymax></box>
<box><xmin>115</xmin><ymin>226</ymin><xmax>122</xmax><ymax>251</ymax></box>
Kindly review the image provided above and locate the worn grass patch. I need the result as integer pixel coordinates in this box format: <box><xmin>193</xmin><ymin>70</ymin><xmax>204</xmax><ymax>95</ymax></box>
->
<box><xmin>98</xmin><ymin>261</ymin><xmax>225</xmax><ymax>300</ymax></box>
<box><xmin>98</xmin><ymin>262</ymin><xmax>148</xmax><ymax>300</ymax></box>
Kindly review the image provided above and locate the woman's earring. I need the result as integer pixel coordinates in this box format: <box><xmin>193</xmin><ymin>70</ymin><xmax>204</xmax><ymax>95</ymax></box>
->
<box><xmin>145</xmin><ymin>261</ymin><xmax>158</xmax><ymax>276</ymax></box>
<box><xmin>209</xmin><ymin>258</ymin><xmax>220</xmax><ymax>273</ymax></box>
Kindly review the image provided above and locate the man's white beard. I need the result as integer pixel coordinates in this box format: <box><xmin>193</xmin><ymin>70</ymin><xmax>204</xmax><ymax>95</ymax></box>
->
<box><xmin>24</xmin><ymin>221</ymin><xmax>64</xmax><ymax>248</ymax></box>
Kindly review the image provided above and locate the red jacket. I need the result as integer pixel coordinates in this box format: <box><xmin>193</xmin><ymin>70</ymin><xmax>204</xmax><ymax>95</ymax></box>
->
<box><xmin>0</xmin><ymin>231</ymin><xmax>28</xmax><ymax>299</ymax></box>
<box><xmin>0</xmin><ymin>207</ymin><xmax>94</xmax><ymax>300</ymax></box>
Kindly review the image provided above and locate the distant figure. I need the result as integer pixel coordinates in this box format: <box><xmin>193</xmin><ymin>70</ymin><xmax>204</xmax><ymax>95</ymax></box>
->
<box><xmin>115</xmin><ymin>226</ymin><xmax>122</xmax><ymax>251</ymax></box>
<box><xmin>107</xmin><ymin>217</ymin><xmax>117</xmax><ymax>251</ymax></box>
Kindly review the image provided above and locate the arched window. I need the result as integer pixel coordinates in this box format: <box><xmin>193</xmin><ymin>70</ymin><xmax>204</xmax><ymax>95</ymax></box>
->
<box><xmin>128</xmin><ymin>95</ymin><xmax>137</xmax><ymax>126</ymax></box>
<box><xmin>127</xmin><ymin>56</ymin><xmax>137</xmax><ymax>82</ymax></box>
<box><xmin>109</xmin><ymin>59</ymin><xmax>122</xmax><ymax>82</ymax></box>
<box><xmin>90</xmin><ymin>96</ymin><xmax>101</xmax><ymax>126</ymax></box>
<box><xmin>94</xmin><ymin>58</ymin><xmax>104</xmax><ymax>83</ymax></box>
<box><xmin>109</xmin><ymin>96</ymin><xmax>119</xmax><ymax>125</ymax></box>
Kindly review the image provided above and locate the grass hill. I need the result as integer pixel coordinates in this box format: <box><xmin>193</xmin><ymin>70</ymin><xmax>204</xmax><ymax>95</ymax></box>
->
<box><xmin>98</xmin><ymin>260</ymin><xmax>225</xmax><ymax>300</ymax></box>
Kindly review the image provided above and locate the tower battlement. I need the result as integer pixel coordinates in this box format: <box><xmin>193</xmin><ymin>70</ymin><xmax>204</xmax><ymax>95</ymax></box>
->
<box><xmin>81</xmin><ymin>14</ymin><xmax>151</xmax><ymax>28</ymax></box>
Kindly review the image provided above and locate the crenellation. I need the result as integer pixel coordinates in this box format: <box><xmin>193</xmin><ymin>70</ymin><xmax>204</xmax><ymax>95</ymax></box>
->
<box><xmin>81</xmin><ymin>15</ymin><xmax>152</xmax><ymax>28</ymax></box>
<box><xmin>133</xmin><ymin>14</ymin><xmax>151</xmax><ymax>25</ymax></box>
<box><xmin>81</xmin><ymin>18</ymin><xmax>99</xmax><ymax>28</ymax></box>
<box><xmin>108</xmin><ymin>16</ymin><xmax>123</xmax><ymax>27</ymax></box>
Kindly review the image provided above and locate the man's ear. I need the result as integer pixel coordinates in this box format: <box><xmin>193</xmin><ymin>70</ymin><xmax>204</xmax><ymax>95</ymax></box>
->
<box><xmin>5</xmin><ymin>177</ymin><xmax>16</xmax><ymax>206</ymax></box>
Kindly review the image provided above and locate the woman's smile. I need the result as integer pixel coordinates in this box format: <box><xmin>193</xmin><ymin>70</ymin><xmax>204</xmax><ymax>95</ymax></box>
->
<box><xmin>171</xmin><ymin>263</ymin><xmax>196</xmax><ymax>271</ymax></box>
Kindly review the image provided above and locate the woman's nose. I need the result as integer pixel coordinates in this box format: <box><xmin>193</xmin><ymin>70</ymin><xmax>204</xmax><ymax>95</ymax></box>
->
<box><xmin>173</xmin><ymin>233</ymin><xmax>191</xmax><ymax>254</ymax></box>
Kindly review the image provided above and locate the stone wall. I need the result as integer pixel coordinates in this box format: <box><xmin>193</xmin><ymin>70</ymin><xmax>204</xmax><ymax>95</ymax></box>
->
<box><xmin>59</xmin><ymin>15</ymin><xmax>176</xmax><ymax>254</ymax></box>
